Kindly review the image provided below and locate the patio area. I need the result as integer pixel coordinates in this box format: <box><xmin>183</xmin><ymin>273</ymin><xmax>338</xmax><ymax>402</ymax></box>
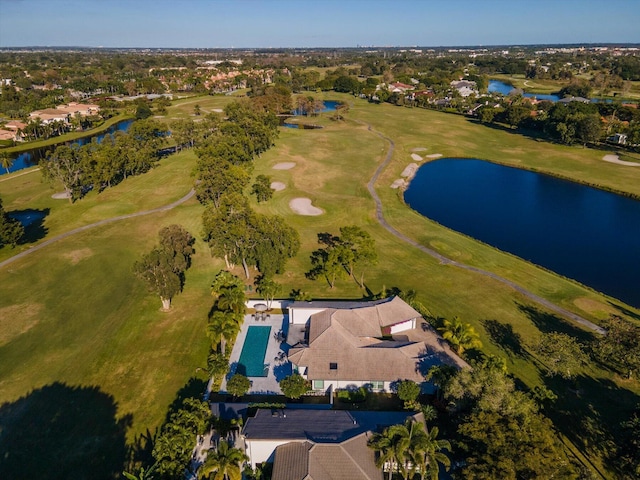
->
<box><xmin>221</xmin><ymin>313</ymin><xmax>293</xmax><ymax>395</ymax></box>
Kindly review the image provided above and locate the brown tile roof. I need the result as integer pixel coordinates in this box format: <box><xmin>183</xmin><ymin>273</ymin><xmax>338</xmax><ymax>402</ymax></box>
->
<box><xmin>272</xmin><ymin>441</ymin><xmax>312</xmax><ymax>480</ymax></box>
<box><xmin>271</xmin><ymin>434</ymin><xmax>382</xmax><ymax>480</ymax></box>
<box><xmin>288</xmin><ymin>297</ymin><xmax>467</xmax><ymax>382</ymax></box>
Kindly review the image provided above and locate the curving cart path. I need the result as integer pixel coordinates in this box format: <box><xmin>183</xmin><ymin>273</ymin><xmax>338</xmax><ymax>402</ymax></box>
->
<box><xmin>0</xmin><ymin>189</ymin><xmax>196</xmax><ymax>270</ymax></box>
<box><xmin>361</xmin><ymin>122</ymin><xmax>605</xmax><ymax>335</ymax></box>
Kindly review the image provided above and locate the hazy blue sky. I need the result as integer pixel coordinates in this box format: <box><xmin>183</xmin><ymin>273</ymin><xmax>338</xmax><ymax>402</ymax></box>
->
<box><xmin>0</xmin><ymin>0</ymin><xmax>638</xmax><ymax>48</ymax></box>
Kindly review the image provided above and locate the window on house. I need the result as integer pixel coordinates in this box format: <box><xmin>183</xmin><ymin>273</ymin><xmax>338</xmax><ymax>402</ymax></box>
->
<box><xmin>329</xmin><ymin>362</ymin><xmax>338</xmax><ymax>370</ymax></box>
<box><xmin>371</xmin><ymin>381</ymin><xmax>384</xmax><ymax>391</ymax></box>
<box><xmin>312</xmin><ymin>380</ymin><xmax>325</xmax><ymax>390</ymax></box>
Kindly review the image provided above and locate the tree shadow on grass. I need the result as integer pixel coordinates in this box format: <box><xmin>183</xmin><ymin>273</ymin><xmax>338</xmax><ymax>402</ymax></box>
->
<box><xmin>481</xmin><ymin>319</ymin><xmax>529</xmax><ymax>359</ymax></box>
<box><xmin>0</xmin><ymin>382</ymin><xmax>131</xmax><ymax>480</ymax></box>
<box><xmin>516</xmin><ymin>302</ymin><xmax>596</xmax><ymax>344</ymax></box>
<box><xmin>541</xmin><ymin>373</ymin><xmax>639</xmax><ymax>477</ymax></box>
<box><xmin>164</xmin><ymin>377</ymin><xmax>207</xmax><ymax>423</ymax></box>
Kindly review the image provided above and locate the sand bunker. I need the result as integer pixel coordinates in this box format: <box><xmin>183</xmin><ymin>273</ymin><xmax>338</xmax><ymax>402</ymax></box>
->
<box><xmin>273</xmin><ymin>162</ymin><xmax>296</xmax><ymax>170</ymax></box>
<box><xmin>391</xmin><ymin>179</ymin><xmax>408</xmax><ymax>189</ymax></box>
<box><xmin>411</xmin><ymin>153</ymin><xmax>423</xmax><ymax>161</ymax></box>
<box><xmin>271</xmin><ymin>181</ymin><xmax>286</xmax><ymax>191</ymax></box>
<box><xmin>411</xmin><ymin>147</ymin><xmax>428</xmax><ymax>152</ymax></box>
<box><xmin>603</xmin><ymin>154</ymin><xmax>640</xmax><ymax>166</ymax></box>
<box><xmin>212</xmin><ymin>108</ymin><xmax>224</xmax><ymax>113</ymax></box>
<box><xmin>290</xmin><ymin>198</ymin><xmax>323</xmax><ymax>215</ymax></box>
<box><xmin>425</xmin><ymin>153</ymin><xmax>443</xmax><ymax>159</ymax></box>
<box><xmin>401</xmin><ymin>163</ymin><xmax>419</xmax><ymax>178</ymax></box>
<box><xmin>52</xmin><ymin>192</ymin><xmax>71</xmax><ymax>199</ymax></box>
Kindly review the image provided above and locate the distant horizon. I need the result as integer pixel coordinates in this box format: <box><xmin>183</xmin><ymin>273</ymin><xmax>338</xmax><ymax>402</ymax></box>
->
<box><xmin>2</xmin><ymin>42</ymin><xmax>640</xmax><ymax>51</ymax></box>
<box><xmin>1</xmin><ymin>0</ymin><xmax>638</xmax><ymax>49</ymax></box>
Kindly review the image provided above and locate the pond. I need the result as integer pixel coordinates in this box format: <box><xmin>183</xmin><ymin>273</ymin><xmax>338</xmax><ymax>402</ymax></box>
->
<box><xmin>488</xmin><ymin>80</ymin><xmax>560</xmax><ymax>102</ymax></box>
<box><xmin>1</xmin><ymin>119</ymin><xmax>134</xmax><ymax>176</ymax></box>
<box><xmin>404</xmin><ymin>158</ymin><xmax>640</xmax><ymax>307</ymax></box>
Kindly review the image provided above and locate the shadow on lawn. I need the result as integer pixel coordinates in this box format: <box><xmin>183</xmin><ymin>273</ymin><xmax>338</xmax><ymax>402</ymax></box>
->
<box><xmin>542</xmin><ymin>373</ymin><xmax>640</xmax><ymax>478</ymax></box>
<box><xmin>481</xmin><ymin>319</ymin><xmax>529</xmax><ymax>359</ymax></box>
<box><xmin>516</xmin><ymin>303</ymin><xmax>596</xmax><ymax>344</ymax></box>
<box><xmin>0</xmin><ymin>382</ymin><xmax>131</xmax><ymax>480</ymax></box>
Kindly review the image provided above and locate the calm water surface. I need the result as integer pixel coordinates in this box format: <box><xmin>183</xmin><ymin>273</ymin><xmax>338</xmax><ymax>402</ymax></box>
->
<box><xmin>1</xmin><ymin>119</ymin><xmax>134</xmax><ymax>176</ymax></box>
<box><xmin>404</xmin><ymin>158</ymin><xmax>640</xmax><ymax>307</ymax></box>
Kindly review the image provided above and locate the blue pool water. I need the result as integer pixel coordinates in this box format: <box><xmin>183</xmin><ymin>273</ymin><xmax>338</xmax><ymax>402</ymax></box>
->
<box><xmin>238</xmin><ymin>326</ymin><xmax>271</xmax><ymax>377</ymax></box>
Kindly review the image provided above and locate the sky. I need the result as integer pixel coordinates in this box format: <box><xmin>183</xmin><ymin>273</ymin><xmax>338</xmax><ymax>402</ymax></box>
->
<box><xmin>0</xmin><ymin>0</ymin><xmax>639</xmax><ymax>48</ymax></box>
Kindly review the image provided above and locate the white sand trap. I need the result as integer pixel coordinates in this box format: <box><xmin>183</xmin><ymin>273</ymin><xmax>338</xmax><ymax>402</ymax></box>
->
<box><xmin>273</xmin><ymin>162</ymin><xmax>296</xmax><ymax>170</ymax></box>
<box><xmin>426</xmin><ymin>153</ymin><xmax>443</xmax><ymax>159</ymax></box>
<box><xmin>603</xmin><ymin>154</ymin><xmax>640</xmax><ymax>166</ymax></box>
<box><xmin>411</xmin><ymin>147</ymin><xmax>428</xmax><ymax>152</ymax></box>
<box><xmin>411</xmin><ymin>153</ymin><xmax>423</xmax><ymax>161</ymax></box>
<box><xmin>290</xmin><ymin>198</ymin><xmax>323</xmax><ymax>216</ymax></box>
<box><xmin>271</xmin><ymin>181</ymin><xmax>286</xmax><ymax>191</ymax></box>
<box><xmin>52</xmin><ymin>192</ymin><xmax>71</xmax><ymax>199</ymax></box>
<box><xmin>401</xmin><ymin>163</ymin><xmax>419</xmax><ymax>178</ymax></box>
<box><xmin>212</xmin><ymin>108</ymin><xmax>224</xmax><ymax>113</ymax></box>
<box><xmin>391</xmin><ymin>179</ymin><xmax>407</xmax><ymax>189</ymax></box>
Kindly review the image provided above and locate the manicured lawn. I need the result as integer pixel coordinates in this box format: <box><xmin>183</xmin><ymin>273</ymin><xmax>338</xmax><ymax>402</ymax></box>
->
<box><xmin>0</xmin><ymin>92</ymin><xmax>638</xmax><ymax>477</ymax></box>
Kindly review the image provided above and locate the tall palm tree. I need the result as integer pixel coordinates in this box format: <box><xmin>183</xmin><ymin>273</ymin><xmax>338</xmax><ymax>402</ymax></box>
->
<box><xmin>368</xmin><ymin>428</ymin><xmax>397</xmax><ymax>480</ymax></box>
<box><xmin>207</xmin><ymin>311</ymin><xmax>241</xmax><ymax>355</ymax></box>
<box><xmin>387</xmin><ymin>419</ymin><xmax>431</xmax><ymax>480</ymax></box>
<box><xmin>199</xmin><ymin>439</ymin><xmax>248</xmax><ymax>480</ymax></box>
<box><xmin>217</xmin><ymin>286</ymin><xmax>246</xmax><ymax>314</ymax></box>
<box><xmin>437</xmin><ymin>316</ymin><xmax>482</xmax><ymax>355</ymax></box>
<box><xmin>409</xmin><ymin>425</ymin><xmax>451</xmax><ymax>480</ymax></box>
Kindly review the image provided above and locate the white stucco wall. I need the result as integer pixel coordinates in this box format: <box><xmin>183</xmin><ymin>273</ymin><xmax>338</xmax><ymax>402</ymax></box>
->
<box><xmin>245</xmin><ymin>299</ymin><xmax>292</xmax><ymax>311</ymax></box>
<box><xmin>244</xmin><ymin>439</ymin><xmax>288</xmax><ymax>468</ymax></box>
<box><xmin>389</xmin><ymin>318</ymin><xmax>416</xmax><ymax>334</ymax></box>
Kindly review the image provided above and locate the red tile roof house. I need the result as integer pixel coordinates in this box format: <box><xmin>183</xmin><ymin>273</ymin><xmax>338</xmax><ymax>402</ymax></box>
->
<box><xmin>287</xmin><ymin>296</ymin><xmax>468</xmax><ymax>395</ymax></box>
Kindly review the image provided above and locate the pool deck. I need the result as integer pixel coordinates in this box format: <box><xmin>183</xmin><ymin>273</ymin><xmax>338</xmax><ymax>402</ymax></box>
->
<box><xmin>220</xmin><ymin>313</ymin><xmax>291</xmax><ymax>395</ymax></box>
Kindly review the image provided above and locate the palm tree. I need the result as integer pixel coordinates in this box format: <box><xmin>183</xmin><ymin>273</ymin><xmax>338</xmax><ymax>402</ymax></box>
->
<box><xmin>207</xmin><ymin>311</ymin><xmax>241</xmax><ymax>355</ymax></box>
<box><xmin>217</xmin><ymin>286</ymin><xmax>246</xmax><ymax>314</ymax></box>
<box><xmin>437</xmin><ymin>316</ymin><xmax>482</xmax><ymax>355</ymax></box>
<box><xmin>368</xmin><ymin>428</ymin><xmax>397</xmax><ymax>480</ymax></box>
<box><xmin>199</xmin><ymin>439</ymin><xmax>248</xmax><ymax>480</ymax></box>
<box><xmin>0</xmin><ymin>152</ymin><xmax>13</xmax><ymax>174</ymax></box>
<box><xmin>409</xmin><ymin>425</ymin><xmax>451</xmax><ymax>480</ymax></box>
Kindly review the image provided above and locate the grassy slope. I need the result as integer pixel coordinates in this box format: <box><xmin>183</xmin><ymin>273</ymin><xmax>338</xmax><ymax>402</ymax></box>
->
<box><xmin>0</xmin><ymin>93</ymin><xmax>638</xmax><ymax>476</ymax></box>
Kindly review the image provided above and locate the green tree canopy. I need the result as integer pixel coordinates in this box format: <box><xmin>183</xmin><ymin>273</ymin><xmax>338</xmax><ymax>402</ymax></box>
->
<box><xmin>279</xmin><ymin>374</ymin><xmax>310</xmax><ymax>399</ymax></box>
<box><xmin>226</xmin><ymin>374</ymin><xmax>251</xmax><ymax>398</ymax></box>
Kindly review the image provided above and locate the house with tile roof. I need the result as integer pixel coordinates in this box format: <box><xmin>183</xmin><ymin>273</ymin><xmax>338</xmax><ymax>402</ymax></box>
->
<box><xmin>287</xmin><ymin>297</ymin><xmax>467</xmax><ymax>394</ymax></box>
<box><xmin>241</xmin><ymin>408</ymin><xmax>423</xmax><ymax>478</ymax></box>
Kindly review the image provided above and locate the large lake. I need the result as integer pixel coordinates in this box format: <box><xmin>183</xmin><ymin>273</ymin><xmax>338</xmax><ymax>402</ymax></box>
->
<box><xmin>404</xmin><ymin>158</ymin><xmax>640</xmax><ymax>307</ymax></box>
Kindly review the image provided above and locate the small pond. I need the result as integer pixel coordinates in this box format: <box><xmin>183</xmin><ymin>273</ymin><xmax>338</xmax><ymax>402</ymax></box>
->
<box><xmin>1</xmin><ymin>119</ymin><xmax>134</xmax><ymax>176</ymax></box>
<box><xmin>404</xmin><ymin>158</ymin><xmax>640</xmax><ymax>307</ymax></box>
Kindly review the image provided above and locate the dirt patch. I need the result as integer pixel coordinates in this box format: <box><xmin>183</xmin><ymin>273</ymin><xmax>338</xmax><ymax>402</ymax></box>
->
<box><xmin>0</xmin><ymin>303</ymin><xmax>43</xmax><ymax>346</ymax></box>
<box><xmin>273</xmin><ymin>162</ymin><xmax>296</xmax><ymax>170</ymax></box>
<box><xmin>602</xmin><ymin>154</ymin><xmax>640</xmax><ymax>166</ymax></box>
<box><xmin>270</xmin><ymin>182</ymin><xmax>286</xmax><ymax>191</ymax></box>
<box><xmin>61</xmin><ymin>248</ymin><xmax>94</xmax><ymax>265</ymax></box>
<box><xmin>573</xmin><ymin>297</ymin><xmax>617</xmax><ymax>317</ymax></box>
<box><xmin>289</xmin><ymin>198</ymin><xmax>323</xmax><ymax>216</ymax></box>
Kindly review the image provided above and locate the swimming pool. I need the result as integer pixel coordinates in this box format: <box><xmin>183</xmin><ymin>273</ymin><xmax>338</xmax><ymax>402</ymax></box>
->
<box><xmin>238</xmin><ymin>326</ymin><xmax>271</xmax><ymax>377</ymax></box>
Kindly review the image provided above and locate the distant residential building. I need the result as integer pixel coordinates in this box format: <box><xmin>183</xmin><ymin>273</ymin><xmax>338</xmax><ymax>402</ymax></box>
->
<box><xmin>450</xmin><ymin>80</ymin><xmax>478</xmax><ymax>97</ymax></box>
<box><xmin>55</xmin><ymin>102</ymin><xmax>101</xmax><ymax>116</ymax></box>
<box><xmin>608</xmin><ymin>133</ymin><xmax>628</xmax><ymax>145</ymax></box>
<box><xmin>29</xmin><ymin>109</ymin><xmax>70</xmax><ymax>124</ymax></box>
